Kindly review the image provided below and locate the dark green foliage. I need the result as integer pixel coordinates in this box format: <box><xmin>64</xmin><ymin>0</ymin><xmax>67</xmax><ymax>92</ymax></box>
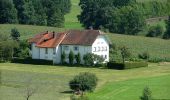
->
<box><xmin>47</xmin><ymin>8</ymin><xmax>64</xmax><ymax>27</ymax></box>
<box><xmin>69</xmin><ymin>72</ymin><xmax>98</xmax><ymax>92</ymax></box>
<box><xmin>109</xmin><ymin>44</ymin><xmax>118</xmax><ymax>62</ymax></box>
<box><xmin>140</xmin><ymin>87</ymin><xmax>152</xmax><ymax>100</ymax></box>
<box><xmin>17</xmin><ymin>40</ymin><xmax>30</xmax><ymax>58</ymax></box>
<box><xmin>107</xmin><ymin>62</ymin><xmax>148</xmax><ymax>70</ymax></box>
<box><xmin>83</xmin><ymin>53</ymin><xmax>104</xmax><ymax>66</ymax></box>
<box><xmin>0</xmin><ymin>0</ymin><xmax>18</xmax><ymax>24</ymax></box>
<box><xmin>138</xmin><ymin>52</ymin><xmax>150</xmax><ymax>61</ymax></box>
<box><xmin>75</xmin><ymin>52</ymin><xmax>81</xmax><ymax>65</ymax></box>
<box><xmin>146</xmin><ymin>25</ymin><xmax>164</xmax><ymax>37</ymax></box>
<box><xmin>11</xmin><ymin>58</ymin><xmax>53</xmax><ymax>65</ymax></box>
<box><xmin>61</xmin><ymin>51</ymin><xmax>66</xmax><ymax>64</ymax></box>
<box><xmin>0</xmin><ymin>40</ymin><xmax>19</xmax><ymax>61</ymax></box>
<box><xmin>69</xmin><ymin>50</ymin><xmax>74</xmax><ymax>65</ymax></box>
<box><xmin>22</xmin><ymin>0</ymin><xmax>36</xmax><ymax>25</ymax></box>
<box><xmin>119</xmin><ymin>46</ymin><xmax>131</xmax><ymax>64</ymax></box>
<box><xmin>10</xmin><ymin>28</ymin><xmax>20</xmax><ymax>41</ymax></box>
<box><xmin>78</xmin><ymin>0</ymin><xmax>145</xmax><ymax>34</ymax></box>
<box><xmin>163</xmin><ymin>16</ymin><xmax>170</xmax><ymax>39</ymax></box>
<box><xmin>0</xmin><ymin>34</ymin><xmax>19</xmax><ymax>61</ymax></box>
<box><xmin>13</xmin><ymin>0</ymin><xmax>25</xmax><ymax>23</ymax></box>
<box><xmin>33</xmin><ymin>0</ymin><xmax>47</xmax><ymax>26</ymax></box>
<box><xmin>6</xmin><ymin>0</ymin><xmax>71</xmax><ymax>27</ymax></box>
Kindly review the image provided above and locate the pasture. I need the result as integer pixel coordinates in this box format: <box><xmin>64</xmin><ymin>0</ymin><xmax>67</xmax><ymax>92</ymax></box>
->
<box><xmin>0</xmin><ymin>63</ymin><xmax>170</xmax><ymax>100</ymax></box>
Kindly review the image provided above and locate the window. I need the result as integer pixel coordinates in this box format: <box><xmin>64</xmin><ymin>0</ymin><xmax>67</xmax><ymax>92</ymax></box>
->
<box><xmin>105</xmin><ymin>55</ymin><xmax>107</xmax><ymax>59</ymax></box>
<box><xmin>45</xmin><ymin>48</ymin><xmax>48</xmax><ymax>54</ymax></box>
<box><xmin>53</xmin><ymin>48</ymin><xmax>56</xmax><ymax>54</ymax></box>
<box><xmin>102</xmin><ymin>47</ymin><xmax>105</xmax><ymax>51</ymax></box>
<box><xmin>64</xmin><ymin>46</ymin><xmax>69</xmax><ymax>51</ymax></box>
<box><xmin>74</xmin><ymin>46</ymin><xmax>79</xmax><ymax>51</ymax></box>
<box><xmin>105</xmin><ymin>47</ymin><xmax>107</xmax><ymax>51</ymax></box>
<box><xmin>93</xmin><ymin>47</ymin><xmax>96</xmax><ymax>52</ymax></box>
<box><xmin>98</xmin><ymin>47</ymin><xmax>100</xmax><ymax>51</ymax></box>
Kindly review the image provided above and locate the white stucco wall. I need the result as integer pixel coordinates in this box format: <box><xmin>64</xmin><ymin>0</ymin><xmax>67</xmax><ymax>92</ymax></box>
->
<box><xmin>61</xmin><ymin>45</ymin><xmax>92</xmax><ymax>64</ymax></box>
<box><xmin>32</xmin><ymin>43</ymin><xmax>40</xmax><ymax>59</ymax></box>
<box><xmin>31</xmin><ymin>34</ymin><xmax>109</xmax><ymax>64</ymax></box>
<box><xmin>92</xmin><ymin>35</ymin><xmax>109</xmax><ymax>62</ymax></box>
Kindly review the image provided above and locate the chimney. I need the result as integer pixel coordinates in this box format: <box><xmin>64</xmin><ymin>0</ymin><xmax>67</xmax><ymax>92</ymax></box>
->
<box><xmin>52</xmin><ymin>31</ymin><xmax>55</xmax><ymax>38</ymax></box>
<box><xmin>89</xmin><ymin>26</ymin><xmax>93</xmax><ymax>30</ymax></box>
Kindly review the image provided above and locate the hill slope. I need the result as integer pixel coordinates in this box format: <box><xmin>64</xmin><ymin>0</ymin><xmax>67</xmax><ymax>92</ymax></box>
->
<box><xmin>0</xmin><ymin>24</ymin><xmax>169</xmax><ymax>61</ymax></box>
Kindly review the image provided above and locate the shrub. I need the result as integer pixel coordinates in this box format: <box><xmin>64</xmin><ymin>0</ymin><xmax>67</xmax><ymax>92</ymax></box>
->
<box><xmin>138</xmin><ymin>51</ymin><xmax>150</xmax><ymax>60</ymax></box>
<box><xmin>146</xmin><ymin>25</ymin><xmax>164</xmax><ymax>37</ymax></box>
<box><xmin>11</xmin><ymin>28</ymin><xmax>20</xmax><ymax>41</ymax></box>
<box><xmin>107</xmin><ymin>61</ymin><xmax>148</xmax><ymax>70</ymax></box>
<box><xmin>69</xmin><ymin>72</ymin><xmax>98</xmax><ymax>92</ymax></box>
<box><xmin>75</xmin><ymin>52</ymin><xmax>81</xmax><ymax>65</ymax></box>
<box><xmin>61</xmin><ymin>51</ymin><xmax>66</xmax><ymax>64</ymax></box>
<box><xmin>83</xmin><ymin>53</ymin><xmax>104</xmax><ymax>66</ymax></box>
<box><xmin>11</xmin><ymin>58</ymin><xmax>53</xmax><ymax>65</ymax></box>
<box><xmin>140</xmin><ymin>87</ymin><xmax>152</xmax><ymax>100</ymax></box>
<box><xmin>119</xmin><ymin>46</ymin><xmax>131</xmax><ymax>64</ymax></box>
<box><xmin>69</xmin><ymin>50</ymin><xmax>74</xmax><ymax>65</ymax></box>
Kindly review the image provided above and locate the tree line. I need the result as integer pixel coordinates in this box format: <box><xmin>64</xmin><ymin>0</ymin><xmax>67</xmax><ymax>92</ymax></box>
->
<box><xmin>78</xmin><ymin>0</ymin><xmax>170</xmax><ymax>35</ymax></box>
<box><xmin>0</xmin><ymin>0</ymin><xmax>71</xmax><ymax>27</ymax></box>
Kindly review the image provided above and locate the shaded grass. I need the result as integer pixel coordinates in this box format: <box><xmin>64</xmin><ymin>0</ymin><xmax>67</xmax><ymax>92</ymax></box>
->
<box><xmin>0</xmin><ymin>63</ymin><xmax>170</xmax><ymax>100</ymax></box>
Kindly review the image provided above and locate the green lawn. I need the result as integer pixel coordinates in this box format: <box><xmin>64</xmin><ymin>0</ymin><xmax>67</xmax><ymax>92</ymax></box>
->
<box><xmin>64</xmin><ymin>0</ymin><xmax>83</xmax><ymax>29</ymax></box>
<box><xmin>0</xmin><ymin>63</ymin><xmax>170</xmax><ymax>100</ymax></box>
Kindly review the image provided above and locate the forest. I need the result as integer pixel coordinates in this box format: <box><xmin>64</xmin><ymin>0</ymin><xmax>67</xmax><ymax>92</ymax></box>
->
<box><xmin>0</xmin><ymin>0</ymin><xmax>71</xmax><ymax>27</ymax></box>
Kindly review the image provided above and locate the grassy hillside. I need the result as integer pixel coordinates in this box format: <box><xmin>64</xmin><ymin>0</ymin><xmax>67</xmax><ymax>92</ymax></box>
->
<box><xmin>64</xmin><ymin>0</ymin><xmax>83</xmax><ymax>29</ymax></box>
<box><xmin>0</xmin><ymin>24</ymin><xmax>170</xmax><ymax>61</ymax></box>
<box><xmin>107</xmin><ymin>33</ymin><xmax>170</xmax><ymax>62</ymax></box>
<box><xmin>0</xmin><ymin>63</ymin><xmax>170</xmax><ymax>100</ymax></box>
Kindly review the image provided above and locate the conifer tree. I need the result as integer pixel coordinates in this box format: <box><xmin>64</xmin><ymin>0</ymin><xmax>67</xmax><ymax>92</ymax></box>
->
<box><xmin>0</xmin><ymin>0</ymin><xmax>18</xmax><ymax>24</ymax></box>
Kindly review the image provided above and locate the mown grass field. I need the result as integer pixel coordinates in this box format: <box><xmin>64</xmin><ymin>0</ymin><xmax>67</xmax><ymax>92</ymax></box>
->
<box><xmin>0</xmin><ymin>63</ymin><xmax>170</xmax><ymax>100</ymax></box>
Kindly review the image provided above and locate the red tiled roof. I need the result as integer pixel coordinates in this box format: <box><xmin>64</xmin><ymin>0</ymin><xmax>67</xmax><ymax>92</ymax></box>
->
<box><xmin>61</xmin><ymin>30</ymin><xmax>102</xmax><ymax>45</ymax></box>
<box><xmin>29</xmin><ymin>30</ymin><xmax>103</xmax><ymax>48</ymax></box>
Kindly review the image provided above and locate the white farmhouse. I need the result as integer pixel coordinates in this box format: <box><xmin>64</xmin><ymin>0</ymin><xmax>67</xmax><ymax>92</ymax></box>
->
<box><xmin>29</xmin><ymin>30</ymin><xmax>109</xmax><ymax>64</ymax></box>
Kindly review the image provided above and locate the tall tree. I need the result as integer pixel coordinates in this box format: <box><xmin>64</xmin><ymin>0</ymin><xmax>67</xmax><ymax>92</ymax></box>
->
<box><xmin>11</xmin><ymin>28</ymin><xmax>20</xmax><ymax>41</ymax></box>
<box><xmin>163</xmin><ymin>16</ymin><xmax>170</xmax><ymax>39</ymax></box>
<box><xmin>22</xmin><ymin>0</ymin><xmax>36</xmax><ymax>24</ymax></box>
<box><xmin>0</xmin><ymin>0</ymin><xmax>18</xmax><ymax>24</ymax></box>
<box><xmin>13</xmin><ymin>0</ymin><xmax>25</xmax><ymax>23</ymax></box>
<box><xmin>32</xmin><ymin>0</ymin><xmax>47</xmax><ymax>26</ymax></box>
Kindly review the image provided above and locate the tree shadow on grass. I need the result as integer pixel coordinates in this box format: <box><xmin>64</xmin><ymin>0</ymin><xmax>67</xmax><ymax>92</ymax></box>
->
<box><xmin>60</xmin><ymin>90</ymin><xmax>73</xmax><ymax>94</ymax></box>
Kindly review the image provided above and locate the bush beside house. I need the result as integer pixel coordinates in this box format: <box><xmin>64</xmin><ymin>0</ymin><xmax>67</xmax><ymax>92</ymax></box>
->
<box><xmin>107</xmin><ymin>61</ymin><xmax>148</xmax><ymax>70</ymax></box>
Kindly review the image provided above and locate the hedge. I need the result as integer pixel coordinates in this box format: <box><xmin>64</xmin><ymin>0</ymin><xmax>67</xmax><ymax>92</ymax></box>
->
<box><xmin>107</xmin><ymin>62</ymin><xmax>148</xmax><ymax>70</ymax></box>
<box><xmin>11</xmin><ymin>58</ymin><xmax>53</xmax><ymax>65</ymax></box>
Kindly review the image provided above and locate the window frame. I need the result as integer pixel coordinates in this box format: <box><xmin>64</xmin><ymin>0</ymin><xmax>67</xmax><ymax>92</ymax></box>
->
<box><xmin>45</xmin><ymin>48</ymin><xmax>48</xmax><ymax>54</ymax></box>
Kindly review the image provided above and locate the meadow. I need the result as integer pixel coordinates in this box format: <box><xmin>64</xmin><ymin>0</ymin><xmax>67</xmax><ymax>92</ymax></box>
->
<box><xmin>0</xmin><ymin>0</ymin><xmax>170</xmax><ymax>100</ymax></box>
<box><xmin>0</xmin><ymin>63</ymin><xmax>170</xmax><ymax>100</ymax></box>
<box><xmin>0</xmin><ymin>23</ymin><xmax>170</xmax><ymax>61</ymax></box>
